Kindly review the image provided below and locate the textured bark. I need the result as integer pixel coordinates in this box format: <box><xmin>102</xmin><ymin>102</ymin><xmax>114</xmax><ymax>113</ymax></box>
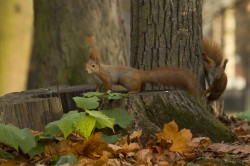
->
<box><xmin>131</xmin><ymin>0</ymin><xmax>204</xmax><ymax>89</ymax></box>
<box><xmin>104</xmin><ymin>91</ymin><xmax>234</xmax><ymax>142</ymax></box>
<box><xmin>0</xmin><ymin>85</ymin><xmax>95</xmax><ymax>131</ymax></box>
<box><xmin>28</xmin><ymin>0</ymin><xmax>128</xmax><ymax>89</ymax></box>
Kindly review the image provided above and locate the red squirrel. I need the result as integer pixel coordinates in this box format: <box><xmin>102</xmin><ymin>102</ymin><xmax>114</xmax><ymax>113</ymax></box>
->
<box><xmin>203</xmin><ymin>39</ymin><xmax>228</xmax><ymax>101</ymax></box>
<box><xmin>85</xmin><ymin>40</ymin><xmax>199</xmax><ymax>97</ymax></box>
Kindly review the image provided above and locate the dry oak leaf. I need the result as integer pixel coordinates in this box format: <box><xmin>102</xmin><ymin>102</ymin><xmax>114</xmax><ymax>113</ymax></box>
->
<box><xmin>121</xmin><ymin>142</ymin><xmax>141</xmax><ymax>154</ymax></box>
<box><xmin>134</xmin><ymin>149</ymin><xmax>153</xmax><ymax>166</ymax></box>
<box><xmin>192</xmin><ymin>137</ymin><xmax>211</xmax><ymax>147</ymax></box>
<box><xmin>44</xmin><ymin>140</ymin><xmax>73</xmax><ymax>157</ymax></box>
<box><xmin>129</xmin><ymin>130</ymin><xmax>142</xmax><ymax>140</ymax></box>
<box><xmin>232</xmin><ymin>145</ymin><xmax>250</xmax><ymax>154</ymax></box>
<box><xmin>207</xmin><ymin>143</ymin><xmax>250</xmax><ymax>154</ymax></box>
<box><xmin>207</xmin><ymin>143</ymin><xmax>237</xmax><ymax>153</ymax></box>
<box><xmin>155</xmin><ymin>121</ymin><xmax>195</xmax><ymax>154</ymax></box>
<box><xmin>77</xmin><ymin>132</ymin><xmax>113</xmax><ymax>158</ymax></box>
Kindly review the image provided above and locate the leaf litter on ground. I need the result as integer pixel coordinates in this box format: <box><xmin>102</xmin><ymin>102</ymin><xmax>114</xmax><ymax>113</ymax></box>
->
<box><xmin>0</xmin><ymin>117</ymin><xmax>250</xmax><ymax>165</ymax></box>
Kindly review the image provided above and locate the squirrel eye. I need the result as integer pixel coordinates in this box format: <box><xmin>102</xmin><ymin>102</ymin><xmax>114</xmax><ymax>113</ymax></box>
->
<box><xmin>92</xmin><ymin>64</ymin><xmax>95</xmax><ymax>67</ymax></box>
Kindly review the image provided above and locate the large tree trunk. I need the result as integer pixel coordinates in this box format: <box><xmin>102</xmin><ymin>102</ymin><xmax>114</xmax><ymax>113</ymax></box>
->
<box><xmin>131</xmin><ymin>0</ymin><xmax>205</xmax><ymax>88</ymax></box>
<box><xmin>128</xmin><ymin>0</ymin><xmax>234</xmax><ymax>140</ymax></box>
<box><xmin>28</xmin><ymin>0</ymin><xmax>128</xmax><ymax>89</ymax></box>
<box><xmin>0</xmin><ymin>0</ymin><xmax>33</xmax><ymax>96</ymax></box>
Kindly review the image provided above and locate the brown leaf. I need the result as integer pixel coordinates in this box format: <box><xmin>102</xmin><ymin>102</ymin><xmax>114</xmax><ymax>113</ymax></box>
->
<box><xmin>207</xmin><ymin>143</ymin><xmax>250</xmax><ymax>154</ymax></box>
<box><xmin>121</xmin><ymin>143</ymin><xmax>141</xmax><ymax>154</ymax></box>
<box><xmin>44</xmin><ymin>140</ymin><xmax>73</xmax><ymax>157</ymax></box>
<box><xmin>192</xmin><ymin>137</ymin><xmax>211</xmax><ymax>147</ymax></box>
<box><xmin>134</xmin><ymin>149</ymin><xmax>153</xmax><ymax>166</ymax></box>
<box><xmin>200</xmin><ymin>162</ymin><xmax>224</xmax><ymax>166</ymax></box>
<box><xmin>157</xmin><ymin>161</ymin><xmax>170</xmax><ymax>166</ymax></box>
<box><xmin>79</xmin><ymin>132</ymin><xmax>113</xmax><ymax>158</ymax></box>
<box><xmin>156</xmin><ymin>121</ymin><xmax>194</xmax><ymax>154</ymax></box>
<box><xmin>108</xmin><ymin>144</ymin><xmax>122</xmax><ymax>152</ymax></box>
<box><xmin>207</xmin><ymin>143</ymin><xmax>237</xmax><ymax>153</ymax></box>
<box><xmin>0</xmin><ymin>157</ymin><xmax>29</xmax><ymax>166</ymax></box>
<box><xmin>233</xmin><ymin>145</ymin><xmax>250</xmax><ymax>154</ymax></box>
<box><xmin>129</xmin><ymin>130</ymin><xmax>142</xmax><ymax>140</ymax></box>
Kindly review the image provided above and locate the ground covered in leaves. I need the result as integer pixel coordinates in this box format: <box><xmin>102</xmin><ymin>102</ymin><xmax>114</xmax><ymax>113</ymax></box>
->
<box><xmin>0</xmin><ymin>117</ymin><xmax>250</xmax><ymax>166</ymax></box>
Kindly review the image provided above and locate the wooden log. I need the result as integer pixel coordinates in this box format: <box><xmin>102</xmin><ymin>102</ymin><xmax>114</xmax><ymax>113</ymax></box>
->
<box><xmin>0</xmin><ymin>85</ymin><xmax>95</xmax><ymax>131</ymax></box>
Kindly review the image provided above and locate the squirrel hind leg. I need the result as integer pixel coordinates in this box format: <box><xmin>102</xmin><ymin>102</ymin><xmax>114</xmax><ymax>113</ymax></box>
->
<box><xmin>119</xmin><ymin>76</ymin><xmax>142</xmax><ymax>93</ymax></box>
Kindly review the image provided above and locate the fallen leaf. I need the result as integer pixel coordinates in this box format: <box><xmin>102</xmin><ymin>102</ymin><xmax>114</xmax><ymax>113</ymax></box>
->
<box><xmin>233</xmin><ymin>145</ymin><xmax>250</xmax><ymax>154</ymax></box>
<box><xmin>207</xmin><ymin>143</ymin><xmax>237</xmax><ymax>153</ymax></box>
<box><xmin>79</xmin><ymin>132</ymin><xmax>113</xmax><ymax>158</ymax></box>
<box><xmin>192</xmin><ymin>137</ymin><xmax>211</xmax><ymax>147</ymax></box>
<box><xmin>155</xmin><ymin>121</ymin><xmax>194</xmax><ymax>154</ymax></box>
<box><xmin>129</xmin><ymin>130</ymin><xmax>142</xmax><ymax>140</ymax></box>
<box><xmin>157</xmin><ymin>161</ymin><xmax>170</xmax><ymax>166</ymax></box>
<box><xmin>106</xmin><ymin>159</ymin><xmax>122</xmax><ymax>166</ymax></box>
<box><xmin>121</xmin><ymin>143</ymin><xmax>140</xmax><ymax>154</ymax></box>
<box><xmin>134</xmin><ymin>149</ymin><xmax>153</xmax><ymax>166</ymax></box>
<box><xmin>106</xmin><ymin>159</ymin><xmax>132</xmax><ymax>166</ymax></box>
<box><xmin>44</xmin><ymin>140</ymin><xmax>73</xmax><ymax>157</ymax></box>
<box><xmin>200</xmin><ymin>162</ymin><xmax>224</xmax><ymax>166</ymax></box>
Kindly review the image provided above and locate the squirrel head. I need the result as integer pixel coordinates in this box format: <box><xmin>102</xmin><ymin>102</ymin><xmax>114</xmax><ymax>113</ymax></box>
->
<box><xmin>213</xmin><ymin>59</ymin><xmax>228</xmax><ymax>79</ymax></box>
<box><xmin>85</xmin><ymin>48</ymin><xmax>101</xmax><ymax>74</ymax></box>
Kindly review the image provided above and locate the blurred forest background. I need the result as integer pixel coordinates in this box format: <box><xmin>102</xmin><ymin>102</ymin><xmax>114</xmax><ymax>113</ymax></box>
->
<box><xmin>0</xmin><ymin>0</ymin><xmax>250</xmax><ymax>113</ymax></box>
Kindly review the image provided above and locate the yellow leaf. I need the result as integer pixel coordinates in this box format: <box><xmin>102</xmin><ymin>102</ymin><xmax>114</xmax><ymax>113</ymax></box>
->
<box><xmin>155</xmin><ymin>121</ymin><xmax>194</xmax><ymax>154</ymax></box>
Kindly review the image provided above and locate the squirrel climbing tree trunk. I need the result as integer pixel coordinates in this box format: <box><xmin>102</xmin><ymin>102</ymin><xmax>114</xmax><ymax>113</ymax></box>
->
<box><xmin>28</xmin><ymin>0</ymin><xmax>128</xmax><ymax>89</ymax></box>
<box><xmin>131</xmin><ymin>0</ymin><xmax>205</xmax><ymax>90</ymax></box>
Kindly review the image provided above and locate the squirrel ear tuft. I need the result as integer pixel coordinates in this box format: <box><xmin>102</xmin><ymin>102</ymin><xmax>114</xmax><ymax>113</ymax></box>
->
<box><xmin>95</xmin><ymin>57</ymin><xmax>100</xmax><ymax>65</ymax></box>
<box><xmin>223</xmin><ymin>58</ymin><xmax>228</xmax><ymax>69</ymax></box>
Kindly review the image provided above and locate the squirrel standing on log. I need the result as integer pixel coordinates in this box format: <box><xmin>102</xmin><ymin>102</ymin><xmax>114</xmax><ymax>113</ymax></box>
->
<box><xmin>85</xmin><ymin>36</ymin><xmax>199</xmax><ymax>97</ymax></box>
<box><xmin>203</xmin><ymin>39</ymin><xmax>228</xmax><ymax>102</ymax></box>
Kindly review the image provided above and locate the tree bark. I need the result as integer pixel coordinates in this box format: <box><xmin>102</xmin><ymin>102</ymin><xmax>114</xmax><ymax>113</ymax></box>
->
<box><xmin>0</xmin><ymin>85</ymin><xmax>95</xmax><ymax>131</ymax></box>
<box><xmin>128</xmin><ymin>0</ymin><xmax>234</xmax><ymax>141</ymax></box>
<box><xmin>131</xmin><ymin>0</ymin><xmax>205</xmax><ymax>89</ymax></box>
<box><xmin>104</xmin><ymin>91</ymin><xmax>234</xmax><ymax>142</ymax></box>
<box><xmin>28</xmin><ymin>0</ymin><xmax>128</xmax><ymax>89</ymax></box>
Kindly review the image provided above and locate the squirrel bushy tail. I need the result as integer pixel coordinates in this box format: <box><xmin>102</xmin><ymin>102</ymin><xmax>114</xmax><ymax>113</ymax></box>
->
<box><xmin>141</xmin><ymin>67</ymin><xmax>199</xmax><ymax>97</ymax></box>
<box><xmin>203</xmin><ymin>39</ymin><xmax>223</xmax><ymax>67</ymax></box>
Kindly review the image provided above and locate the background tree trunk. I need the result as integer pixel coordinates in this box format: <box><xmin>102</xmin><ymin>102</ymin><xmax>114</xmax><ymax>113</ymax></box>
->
<box><xmin>236</xmin><ymin>0</ymin><xmax>250</xmax><ymax>111</ymax></box>
<box><xmin>28</xmin><ymin>0</ymin><xmax>128</xmax><ymax>89</ymax></box>
<box><xmin>131</xmin><ymin>0</ymin><xmax>205</xmax><ymax>90</ymax></box>
<box><xmin>0</xmin><ymin>0</ymin><xmax>33</xmax><ymax>96</ymax></box>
